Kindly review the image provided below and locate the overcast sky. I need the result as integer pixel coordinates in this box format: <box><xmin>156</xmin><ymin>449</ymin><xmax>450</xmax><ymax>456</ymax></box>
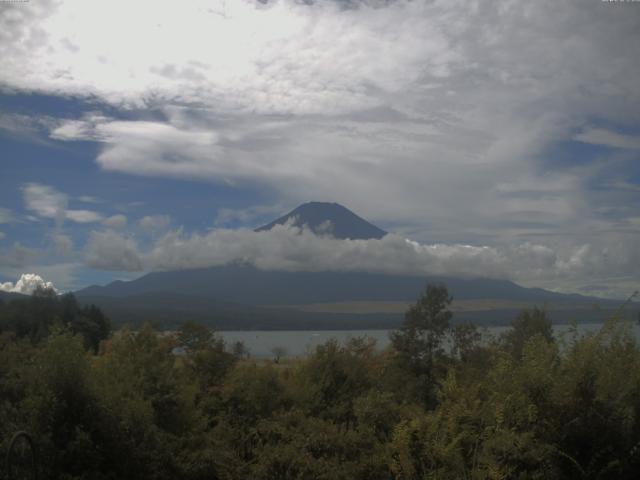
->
<box><xmin>1</xmin><ymin>0</ymin><xmax>639</xmax><ymax>298</ymax></box>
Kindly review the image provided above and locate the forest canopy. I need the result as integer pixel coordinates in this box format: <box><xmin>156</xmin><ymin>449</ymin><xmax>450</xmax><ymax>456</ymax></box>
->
<box><xmin>0</xmin><ymin>286</ymin><xmax>639</xmax><ymax>479</ymax></box>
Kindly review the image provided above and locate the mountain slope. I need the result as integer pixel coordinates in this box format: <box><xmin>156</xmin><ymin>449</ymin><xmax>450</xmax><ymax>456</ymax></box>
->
<box><xmin>256</xmin><ymin>202</ymin><xmax>387</xmax><ymax>240</ymax></box>
<box><xmin>0</xmin><ymin>291</ymin><xmax>29</xmax><ymax>302</ymax></box>
<box><xmin>75</xmin><ymin>268</ymin><xmax>629</xmax><ymax>330</ymax></box>
<box><xmin>76</xmin><ymin>264</ymin><xmax>602</xmax><ymax>306</ymax></box>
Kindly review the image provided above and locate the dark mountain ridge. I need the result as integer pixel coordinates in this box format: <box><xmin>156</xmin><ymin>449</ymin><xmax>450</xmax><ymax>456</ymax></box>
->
<box><xmin>76</xmin><ymin>265</ymin><xmax>599</xmax><ymax>306</ymax></box>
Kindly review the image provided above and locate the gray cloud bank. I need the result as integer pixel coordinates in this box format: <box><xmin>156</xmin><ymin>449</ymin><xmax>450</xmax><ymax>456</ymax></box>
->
<box><xmin>83</xmin><ymin>224</ymin><xmax>639</xmax><ymax>298</ymax></box>
<box><xmin>28</xmin><ymin>0</ymin><xmax>639</xmax><ymax>247</ymax></box>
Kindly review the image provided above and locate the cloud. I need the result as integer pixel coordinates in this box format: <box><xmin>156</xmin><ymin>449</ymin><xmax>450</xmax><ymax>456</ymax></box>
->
<box><xmin>0</xmin><ymin>0</ymin><xmax>458</xmax><ymax>114</ymax></box>
<box><xmin>84</xmin><ymin>230</ymin><xmax>143</xmax><ymax>271</ymax></box>
<box><xmin>0</xmin><ymin>243</ymin><xmax>38</xmax><ymax>268</ymax></box>
<box><xmin>65</xmin><ymin>118</ymin><xmax>225</xmax><ymax>181</ymax></box>
<box><xmin>50</xmin><ymin>119</ymin><xmax>100</xmax><ymax>141</ymax></box>
<box><xmin>65</xmin><ymin>209</ymin><xmax>104</xmax><ymax>223</ymax></box>
<box><xmin>20</xmin><ymin>1</ymin><xmax>636</xmax><ymax>244</ymax></box>
<box><xmin>78</xmin><ymin>224</ymin><xmax>639</xmax><ymax>298</ymax></box>
<box><xmin>0</xmin><ymin>232</ymin><xmax>5</xmax><ymax>240</ymax></box>
<box><xmin>51</xmin><ymin>233</ymin><xmax>73</xmax><ymax>256</ymax></box>
<box><xmin>4</xmin><ymin>0</ymin><xmax>636</xmax><ymax>119</ymax></box>
<box><xmin>214</xmin><ymin>204</ymin><xmax>287</xmax><ymax>227</ymax></box>
<box><xmin>22</xmin><ymin>183</ymin><xmax>103</xmax><ymax>224</ymax></box>
<box><xmin>1</xmin><ymin>263</ymin><xmax>82</xmax><ymax>293</ymax></box>
<box><xmin>0</xmin><ymin>273</ymin><xmax>56</xmax><ymax>295</ymax></box>
<box><xmin>0</xmin><ymin>208</ymin><xmax>13</xmax><ymax>224</ymax></box>
<box><xmin>574</xmin><ymin>128</ymin><xmax>640</xmax><ymax>151</ymax></box>
<box><xmin>0</xmin><ymin>113</ymin><xmax>59</xmax><ymax>146</ymax></box>
<box><xmin>78</xmin><ymin>195</ymin><xmax>101</xmax><ymax>203</ymax></box>
<box><xmin>139</xmin><ymin>214</ymin><xmax>171</xmax><ymax>230</ymax></box>
<box><xmin>145</xmin><ymin>225</ymin><xmax>606</xmax><ymax>282</ymax></box>
<box><xmin>22</xmin><ymin>183</ymin><xmax>67</xmax><ymax>223</ymax></box>
<box><xmin>102</xmin><ymin>214</ymin><xmax>127</xmax><ymax>229</ymax></box>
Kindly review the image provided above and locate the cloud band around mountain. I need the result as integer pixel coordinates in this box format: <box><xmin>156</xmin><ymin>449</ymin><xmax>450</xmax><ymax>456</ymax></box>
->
<box><xmin>82</xmin><ymin>223</ymin><xmax>637</xmax><ymax>293</ymax></box>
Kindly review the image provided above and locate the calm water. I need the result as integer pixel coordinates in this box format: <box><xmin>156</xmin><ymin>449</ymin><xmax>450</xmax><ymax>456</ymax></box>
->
<box><xmin>220</xmin><ymin>322</ymin><xmax>640</xmax><ymax>358</ymax></box>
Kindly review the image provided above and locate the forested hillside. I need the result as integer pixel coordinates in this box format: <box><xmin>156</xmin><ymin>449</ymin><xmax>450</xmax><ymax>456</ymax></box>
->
<box><xmin>1</xmin><ymin>287</ymin><xmax>639</xmax><ymax>479</ymax></box>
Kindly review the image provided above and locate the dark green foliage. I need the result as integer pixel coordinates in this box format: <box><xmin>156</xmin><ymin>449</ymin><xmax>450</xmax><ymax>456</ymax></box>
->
<box><xmin>0</xmin><ymin>290</ymin><xmax>111</xmax><ymax>350</ymax></box>
<box><xmin>451</xmin><ymin>320</ymin><xmax>481</xmax><ymax>362</ymax></box>
<box><xmin>390</xmin><ymin>283</ymin><xmax>453</xmax><ymax>406</ymax></box>
<box><xmin>294</xmin><ymin>337</ymin><xmax>376</xmax><ymax>428</ymax></box>
<box><xmin>178</xmin><ymin>320</ymin><xmax>216</xmax><ymax>353</ymax></box>
<box><xmin>502</xmin><ymin>306</ymin><xmax>554</xmax><ymax>358</ymax></box>
<box><xmin>178</xmin><ymin>320</ymin><xmax>237</xmax><ymax>391</ymax></box>
<box><xmin>391</xmin><ymin>284</ymin><xmax>453</xmax><ymax>367</ymax></box>
<box><xmin>1</xmin><ymin>284</ymin><xmax>639</xmax><ymax>479</ymax></box>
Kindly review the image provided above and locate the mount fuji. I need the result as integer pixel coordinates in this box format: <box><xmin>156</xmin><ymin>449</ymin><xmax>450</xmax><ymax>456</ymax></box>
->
<box><xmin>75</xmin><ymin>202</ymin><xmax>624</xmax><ymax>329</ymax></box>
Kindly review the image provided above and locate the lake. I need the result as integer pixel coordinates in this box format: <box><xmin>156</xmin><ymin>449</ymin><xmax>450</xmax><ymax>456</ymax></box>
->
<box><xmin>219</xmin><ymin>322</ymin><xmax>640</xmax><ymax>358</ymax></box>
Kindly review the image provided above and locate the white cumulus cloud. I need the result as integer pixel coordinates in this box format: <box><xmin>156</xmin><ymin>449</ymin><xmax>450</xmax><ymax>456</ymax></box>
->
<box><xmin>0</xmin><ymin>273</ymin><xmax>57</xmax><ymax>295</ymax></box>
<box><xmin>22</xmin><ymin>183</ymin><xmax>67</xmax><ymax>223</ymax></box>
<box><xmin>22</xmin><ymin>183</ymin><xmax>103</xmax><ymax>224</ymax></box>
<box><xmin>102</xmin><ymin>214</ymin><xmax>127</xmax><ymax>229</ymax></box>
<box><xmin>139</xmin><ymin>214</ymin><xmax>171</xmax><ymax>230</ymax></box>
<box><xmin>84</xmin><ymin>230</ymin><xmax>143</xmax><ymax>271</ymax></box>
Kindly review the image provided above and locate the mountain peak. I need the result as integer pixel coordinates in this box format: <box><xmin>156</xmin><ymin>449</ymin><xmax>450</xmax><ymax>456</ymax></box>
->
<box><xmin>256</xmin><ymin>202</ymin><xmax>387</xmax><ymax>240</ymax></box>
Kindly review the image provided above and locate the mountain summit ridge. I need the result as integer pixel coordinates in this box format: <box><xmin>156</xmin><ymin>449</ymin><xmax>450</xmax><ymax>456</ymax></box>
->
<box><xmin>256</xmin><ymin>201</ymin><xmax>387</xmax><ymax>240</ymax></box>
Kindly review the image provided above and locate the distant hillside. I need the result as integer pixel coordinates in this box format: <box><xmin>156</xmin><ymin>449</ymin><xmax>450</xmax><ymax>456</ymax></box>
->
<box><xmin>0</xmin><ymin>291</ymin><xmax>29</xmax><ymax>302</ymax></box>
<box><xmin>73</xmin><ymin>264</ymin><xmax>632</xmax><ymax>330</ymax></box>
<box><xmin>77</xmin><ymin>265</ymin><xmax>601</xmax><ymax>306</ymax></box>
<box><xmin>256</xmin><ymin>202</ymin><xmax>387</xmax><ymax>240</ymax></box>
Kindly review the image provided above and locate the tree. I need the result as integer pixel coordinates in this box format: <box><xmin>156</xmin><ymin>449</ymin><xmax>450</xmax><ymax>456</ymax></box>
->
<box><xmin>232</xmin><ymin>340</ymin><xmax>250</xmax><ymax>359</ymax></box>
<box><xmin>0</xmin><ymin>291</ymin><xmax>110</xmax><ymax>349</ymax></box>
<box><xmin>271</xmin><ymin>345</ymin><xmax>287</xmax><ymax>364</ymax></box>
<box><xmin>295</xmin><ymin>338</ymin><xmax>375</xmax><ymax>428</ymax></box>
<box><xmin>178</xmin><ymin>320</ymin><xmax>215</xmax><ymax>353</ymax></box>
<box><xmin>178</xmin><ymin>321</ymin><xmax>236</xmax><ymax>390</ymax></box>
<box><xmin>501</xmin><ymin>307</ymin><xmax>554</xmax><ymax>359</ymax></box>
<box><xmin>391</xmin><ymin>284</ymin><xmax>452</xmax><ymax>369</ymax></box>
<box><xmin>390</xmin><ymin>284</ymin><xmax>452</xmax><ymax>406</ymax></box>
<box><xmin>451</xmin><ymin>321</ymin><xmax>481</xmax><ymax>362</ymax></box>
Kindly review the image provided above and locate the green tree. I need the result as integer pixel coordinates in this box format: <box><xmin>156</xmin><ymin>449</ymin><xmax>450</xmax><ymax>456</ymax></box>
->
<box><xmin>177</xmin><ymin>320</ymin><xmax>215</xmax><ymax>353</ymax></box>
<box><xmin>177</xmin><ymin>321</ymin><xmax>236</xmax><ymax>391</ymax></box>
<box><xmin>390</xmin><ymin>284</ymin><xmax>452</xmax><ymax>405</ymax></box>
<box><xmin>451</xmin><ymin>321</ymin><xmax>481</xmax><ymax>363</ymax></box>
<box><xmin>294</xmin><ymin>337</ymin><xmax>376</xmax><ymax>429</ymax></box>
<box><xmin>501</xmin><ymin>307</ymin><xmax>554</xmax><ymax>359</ymax></box>
<box><xmin>391</xmin><ymin>284</ymin><xmax>452</xmax><ymax>366</ymax></box>
<box><xmin>231</xmin><ymin>340</ymin><xmax>250</xmax><ymax>359</ymax></box>
<box><xmin>271</xmin><ymin>345</ymin><xmax>287</xmax><ymax>364</ymax></box>
<box><xmin>0</xmin><ymin>291</ymin><xmax>110</xmax><ymax>350</ymax></box>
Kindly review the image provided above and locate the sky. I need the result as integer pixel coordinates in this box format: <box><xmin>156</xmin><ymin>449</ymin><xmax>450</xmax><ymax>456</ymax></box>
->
<box><xmin>0</xmin><ymin>0</ymin><xmax>639</xmax><ymax>298</ymax></box>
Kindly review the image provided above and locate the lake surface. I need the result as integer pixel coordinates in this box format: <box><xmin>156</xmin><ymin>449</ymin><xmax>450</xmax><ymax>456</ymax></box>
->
<box><xmin>220</xmin><ymin>322</ymin><xmax>640</xmax><ymax>358</ymax></box>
